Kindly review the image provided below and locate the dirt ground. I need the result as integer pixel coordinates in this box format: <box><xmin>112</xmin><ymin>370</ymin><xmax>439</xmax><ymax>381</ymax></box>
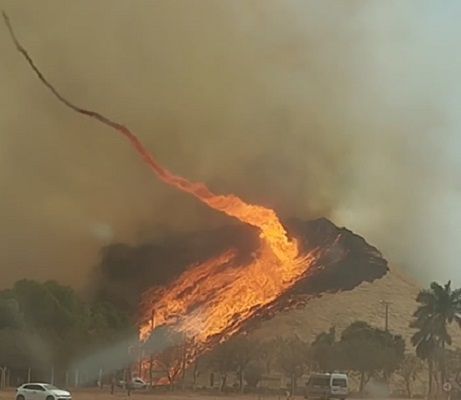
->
<box><xmin>0</xmin><ymin>390</ymin><xmax>408</xmax><ymax>400</ymax></box>
<box><xmin>0</xmin><ymin>390</ymin><xmax>282</xmax><ymax>400</ymax></box>
<box><xmin>0</xmin><ymin>390</ymin><xmax>287</xmax><ymax>400</ymax></box>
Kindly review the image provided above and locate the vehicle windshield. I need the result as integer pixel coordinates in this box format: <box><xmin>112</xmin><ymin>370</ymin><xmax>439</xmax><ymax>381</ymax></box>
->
<box><xmin>310</xmin><ymin>376</ymin><xmax>330</xmax><ymax>387</ymax></box>
<box><xmin>332</xmin><ymin>378</ymin><xmax>347</xmax><ymax>387</ymax></box>
<box><xmin>44</xmin><ymin>385</ymin><xmax>58</xmax><ymax>390</ymax></box>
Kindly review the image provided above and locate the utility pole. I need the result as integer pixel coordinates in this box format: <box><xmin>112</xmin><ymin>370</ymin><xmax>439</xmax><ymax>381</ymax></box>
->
<box><xmin>138</xmin><ymin>344</ymin><xmax>143</xmax><ymax>377</ymax></box>
<box><xmin>181</xmin><ymin>333</ymin><xmax>187</xmax><ymax>390</ymax></box>
<box><xmin>149</xmin><ymin>309</ymin><xmax>155</xmax><ymax>388</ymax></box>
<box><xmin>381</xmin><ymin>300</ymin><xmax>390</xmax><ymax>331</ymax></box>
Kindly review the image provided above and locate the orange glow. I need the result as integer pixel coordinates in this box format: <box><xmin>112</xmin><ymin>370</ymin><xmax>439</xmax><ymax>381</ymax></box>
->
<box><xmin>2</xmin><ymin>13</ymin><xmax>320</xmax><ymax>380</ymax></box>
<box><xmin>139</xmin><ymin>245</ymin><xmax>320</xmax><ymax>347</ymax></box>
<box><xmin>116</xmin><ymin>119</ymin><xmax>323</xmax><ymax>363</ymax></box>
<box><xmin>120</xmin><ymin>129</ymin><xmax>298</xmax><ymax>264</ymax></box>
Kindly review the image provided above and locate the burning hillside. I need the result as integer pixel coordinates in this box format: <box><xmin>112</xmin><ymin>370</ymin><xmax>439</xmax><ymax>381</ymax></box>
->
<box><xmin>135</xmin><ymin>217</ymin><xmax>388</xmax><ymax>361</ymax></box>
<box><xmin>5</xmin><ymin>12</ymin><xmax>388</xmax><ymax>374</ymax></box>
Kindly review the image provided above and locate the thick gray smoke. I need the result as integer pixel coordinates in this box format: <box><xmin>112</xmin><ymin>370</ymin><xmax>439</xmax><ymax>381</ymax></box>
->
<box><xmin>0</xmin><ymin>0</ymin><xmax>460</xmax><ymax>288</ymax></box>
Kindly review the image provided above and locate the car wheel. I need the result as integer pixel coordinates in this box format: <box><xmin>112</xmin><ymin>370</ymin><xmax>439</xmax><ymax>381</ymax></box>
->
<box><xmin>16</xmin><ymin>395</ymin><xmax>25</xmax><ymax>400</ymax></box>
<box><xmin>46</xmin><ymin>396</ymin><xmax>55</xmax><ymax>400</ymax></box>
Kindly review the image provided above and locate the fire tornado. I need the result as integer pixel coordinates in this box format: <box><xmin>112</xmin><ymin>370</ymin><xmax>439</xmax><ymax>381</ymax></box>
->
<box><xmin>4</xmin><ymin>11</ymin><xmax>330</xmax><ymax>368</ymax></box>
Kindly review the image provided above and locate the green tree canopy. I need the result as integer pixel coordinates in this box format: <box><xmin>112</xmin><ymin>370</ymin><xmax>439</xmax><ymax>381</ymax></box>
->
<box><xmin>410</xmin><ymin>281</ymin><xmax>461</xmax><ymax>394</ymax></box>
<box><xmin>396</xmin><ymin>353</ymin><xmax>424</xmax><ymax>398</ymax></box>
<box><xmin>276</xmin><ymin>336</ymin><xmax>309</xmax><ymax>395</ymax></box>
<box><xmin>207</xmin><ymin>336</ymin><xmax>260</xmax><ymax>392</ymax></box>
<box><xmin>0</xmin><ymin>279</ymin><xmax>134</xmax><ymax>376</ymax></box>
<box><xmin>309</xmin><ymin>326</ymin><xmax>336</xmax><ymax>372</ymax></box>
<box><xmin>336</xmin><ymin>321</ymin><xmax>405</xmax><ymax>392</ymax></box>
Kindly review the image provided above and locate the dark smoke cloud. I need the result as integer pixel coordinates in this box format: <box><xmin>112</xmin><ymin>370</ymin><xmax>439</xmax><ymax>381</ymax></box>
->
<box><xmin>0</xmin><ymin>1</ymin><xmax>460</xmax><ymax>288</ymax></box>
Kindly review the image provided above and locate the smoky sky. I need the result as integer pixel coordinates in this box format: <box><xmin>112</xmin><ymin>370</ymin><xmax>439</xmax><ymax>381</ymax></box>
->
<box><xmin>0</xmin><ymin>0</ymin><xmax>460</xmax><ymax>289</ymax></box>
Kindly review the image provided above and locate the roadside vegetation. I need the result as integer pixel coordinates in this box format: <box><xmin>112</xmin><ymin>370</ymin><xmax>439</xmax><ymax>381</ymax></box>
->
<box><xmin>0</xmin><ymin>279</ymin><xmax>460</xmax><ymax>399</ymax></box>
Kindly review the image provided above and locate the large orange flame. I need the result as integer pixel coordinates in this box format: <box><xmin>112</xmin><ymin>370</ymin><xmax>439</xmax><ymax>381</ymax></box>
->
<box><xmin>123</xmin><ymin>130</ymin><xmax>298</xmax><ymax>263</ymax></box>
<box><xmin>124</xmin><ymin>131</ymin><xmax>322</xmax><ymax>351</ymax></box>
<box><xmin>138</xmin><ymin>245</ymin><xmax>321</xmax><ymax>346</ymax></box>
<box><xmin>2</xmin><ymin>14</ymin><xmax>316</xmax><ymax>374</ymax></box>
<box><xmin>116</xmin><ymin>133</ymin><xmax>321</xmax><ymax>351</ymax></box>
<box><xmin>1</xmin><ymin>10</ymin><xmax>296</xmax><ymax>265</ymax></box>
<box><xmin>129</xmin><ymin>127</ymin><xmax>324</xmax><ymax>375</ymax></box>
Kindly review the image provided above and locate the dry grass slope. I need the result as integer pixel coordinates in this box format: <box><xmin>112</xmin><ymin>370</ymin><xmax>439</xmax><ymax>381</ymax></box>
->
<box><xmin>251</xmin><ymin>268</ymin><xmax>461</xmax><ymax>348</ymax></box>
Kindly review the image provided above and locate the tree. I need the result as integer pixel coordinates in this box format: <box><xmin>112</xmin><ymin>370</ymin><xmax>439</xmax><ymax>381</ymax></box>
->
<box><xmin>156</xmin><ymin>345</ymin><xmax>184</xmax><ymax>388</ymax></box>
<box><xmin>144</xmin><ymin>326</ymin><xmax>184</xmax><ymax>388</ymax></box>
<box><xmin>339</xmin><ymin>321</ymin><xmax>405</xmax><ymax>392</ymax></box>
<box><xmin>276</xmin><ymin>337</ymin><xmax>309</xmax><ymax>395</ymax></box>
<box><xmin>410</xmin><ymin>281</ymin><xmax>461</xmax><ymax>395</ymax></box>
<box><xmin>259</xmin><ymin>338</ymin><xmax>283</xmax><ymax>374</ymax></box>
<box><xmin>231</xmin><ymin>337</ymin><xmax>260</xmax><ymax>392</ymax></box>
<box><xmin>244</xmin><ymin>362</ymin><xmax>264</xmax><ymax>389</ymax></box>
<box><xmin>396</xmin><ymin>354</ymin><xmax>424</xmax><ymax>398</ymax></box>
<box><xmin>381</xmin><ymin>333</ymin><xmax>406</xmax><ymax>381</ymax></box>
<box><xmin>446</xmin><ymin>348</ymin><xmax>461</xmax><ymax>383</ymax></box>
<box><xmin>208</xmin><ymin>340</ymin><xmax>238</xmax><ymax>391</ymax></box>
<box><xmin>191</xmin><ymin>358</ymin><xmax>201</xmax><ymax>390</ymax></box>
<box><xmin>89</xmin><ymin>301</ymin><xmax>132</xmax><ymax>336</ymax></box>
<box><xmin>0</xmin><ymin>298</ymin><xmax>23</xmax><ymax>329</ymax></box>
<box><xmin>309</xmin><ymin>327</ymin><xmax>336</xmax><ymax>372</ymax></box>
<box><xmin>0</xmin><ymin>279</ymin><xmax>134</xmax><ymax>382</ymax></box>
<box><xmin>0</xmin><ymin>328</ymin><xmax>35</xmax><ymax>369</ymax></box>
<box><xmin>207</xmin><ymin>336</ymin><xmax>259</xmax><ymax>392</ymax></box>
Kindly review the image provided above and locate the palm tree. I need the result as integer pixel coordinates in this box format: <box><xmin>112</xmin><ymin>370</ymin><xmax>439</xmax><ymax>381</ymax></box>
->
<box><xmin>410</xmin><ymin>281</ymin><xmax>461</xmax><ymax>396</ymax></box>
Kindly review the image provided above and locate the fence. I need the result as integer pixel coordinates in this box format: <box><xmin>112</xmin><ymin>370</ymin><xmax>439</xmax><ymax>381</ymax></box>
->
<box><xmin>0</xmin><ymin>366</ymin><xmax>110</xmax><ymax>390</ymax></box>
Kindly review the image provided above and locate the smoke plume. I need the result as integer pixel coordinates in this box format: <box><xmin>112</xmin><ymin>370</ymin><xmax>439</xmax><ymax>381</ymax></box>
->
<box><xmin>0</xmin><ymin>1</ymin><xmax>460</xmax><ymax>288</ymax></box>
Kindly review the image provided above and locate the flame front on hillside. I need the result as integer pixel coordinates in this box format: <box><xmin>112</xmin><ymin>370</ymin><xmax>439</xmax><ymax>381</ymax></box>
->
<box><xmin>4</xmin><ymin>12</ymin><xmax>335</xmax><ymax>382</ymax></box>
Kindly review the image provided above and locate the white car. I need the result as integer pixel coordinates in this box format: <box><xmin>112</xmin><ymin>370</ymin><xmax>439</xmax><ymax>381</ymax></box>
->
<box><xmin>16</xmin><ymin>383</ymin><xmax>71</xmax><ymax>400</ymax></box>
<box><xmin>118</xmin><ymin>377</ymin><xmax>147</xmax><ymax>390</ymax></box>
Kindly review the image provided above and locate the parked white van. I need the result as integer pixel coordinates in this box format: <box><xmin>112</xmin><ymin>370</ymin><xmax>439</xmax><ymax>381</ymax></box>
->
<box><xmin>305</xmin><ymin>373</ymin><xmax>348</xmax><ymax>400</ymax></box>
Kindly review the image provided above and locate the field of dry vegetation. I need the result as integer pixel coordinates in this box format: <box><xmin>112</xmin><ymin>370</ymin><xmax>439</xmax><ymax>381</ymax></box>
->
<box><xmin>251</xmin><ymin>267</ymin><xmax>461</xmax><ymax>347</ymax></box>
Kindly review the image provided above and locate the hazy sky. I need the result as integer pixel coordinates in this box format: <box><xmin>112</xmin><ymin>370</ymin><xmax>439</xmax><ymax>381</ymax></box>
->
<box><xmin>0</xmin><ymin>1</ymin><xmax>460</xmax><ymax>289</ymax></box>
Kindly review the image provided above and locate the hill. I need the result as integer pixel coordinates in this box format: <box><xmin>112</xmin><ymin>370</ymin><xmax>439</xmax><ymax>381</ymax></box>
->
<box><xmin>97</xmin><ymin>217</ymin><xmax>389</xmax><ymax>320</ymax></box>
<box><xmin>250</xmin><ymin>267</ymin><xmax>461</xmax><ymax>348</ymax></box>
<box><xmin>95</xmin><ymin>216</ymin><xmax>461</xmax><ymax>349</ymax></box>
